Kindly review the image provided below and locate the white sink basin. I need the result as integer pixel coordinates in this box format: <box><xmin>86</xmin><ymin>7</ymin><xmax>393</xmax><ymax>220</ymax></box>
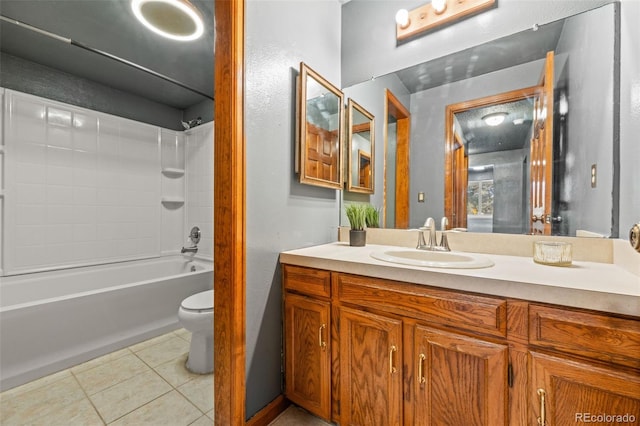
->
<box><xmin>370</xmin><ymin>249</ymin><xmax>494</xmax><ymax>269</ymax></box>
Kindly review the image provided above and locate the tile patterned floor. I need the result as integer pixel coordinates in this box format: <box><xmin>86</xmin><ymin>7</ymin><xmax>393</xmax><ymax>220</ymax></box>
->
<box><xmin>268</xmin><ymin>406</ymin><xmax>332</xmax><ymax>426</ymax></box>
<box><xmin>0</xmin><ymin>329</ymin><xmax>213</xmax><ymax>426</ymax></box>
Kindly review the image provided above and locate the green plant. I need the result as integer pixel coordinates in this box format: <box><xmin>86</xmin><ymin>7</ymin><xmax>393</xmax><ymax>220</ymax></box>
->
<box><xmin>364</xmin><ymin>204</ymin><xmax>381</xmax><ymax>228</ymax></box>
<box><xmin>345</xmin><ymin>204</ymin><xmax>367</xmax><ymax>231</ymax></box>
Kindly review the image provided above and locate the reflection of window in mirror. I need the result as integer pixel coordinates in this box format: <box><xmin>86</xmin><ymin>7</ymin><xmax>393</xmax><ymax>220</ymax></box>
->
<box><xmin>347</xmin><ymin>98</ymin><xmax>374</xmax><ymax>194</ymax></box>
<box><xmin>298</xmin><ymin>62</ymin><xmax>344</xmax><ymax>190</ymax></box>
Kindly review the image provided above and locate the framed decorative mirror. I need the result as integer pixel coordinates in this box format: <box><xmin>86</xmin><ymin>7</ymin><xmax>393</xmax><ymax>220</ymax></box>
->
<box><xmin>347</xmin><ymin>99</ymin><xmax>375</xmax><ymax>194</ymax></box>
<box><xmin>297</xmin><ymin>62</ymin><xmax>344</xmax><ymax>189</ymax></box>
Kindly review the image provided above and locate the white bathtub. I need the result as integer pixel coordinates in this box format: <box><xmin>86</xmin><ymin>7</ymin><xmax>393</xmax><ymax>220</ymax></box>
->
<box><xmin>0</xmin><ymin>256</ymin><xmax>213</xmax><ymax>391</ymax></box>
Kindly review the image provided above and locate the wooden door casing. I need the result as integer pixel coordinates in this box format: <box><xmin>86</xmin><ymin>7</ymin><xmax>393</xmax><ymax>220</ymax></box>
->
<box><xmin>339</xmin><ymin>306</ymin><xmax>403</xmax><ymax>426</ymax></box>
<box><xmin>384</xmin><ymin>89</ymin><xmax>410</xmax><ymax>229</ymax></box>
<box><xmin>530</xmin><ymin>351</ymin><xmax>640</xmax><ymax>426</ymax></box>
<box><xmin>414</xmin><ymin>326</ymin><xmax>509</xmax><ymax>425</ymax></box>
<box><xmin>284</xmin><ymin>294</ymin><xmax>331</xmax><ymax>420</ymax></box>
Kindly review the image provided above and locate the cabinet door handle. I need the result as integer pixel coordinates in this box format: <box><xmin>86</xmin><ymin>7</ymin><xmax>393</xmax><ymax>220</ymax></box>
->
<box><xmin>389</xmin><ymin>345</ymin><xmax>397</xmax><ymax>374</ymax></box>
<box><xmin>418</xmin><ymin>353</ymin><xmax>426</xmax><ymax>385</ymax></box>
<box><xmin>537</xmin><ymin>388</ymin><xmax>547</xmax><ymax>425</ymax></box>
<box><xmin>318</xmin><ymin>324</ymin><xmax>326</xmax><ymax>350</ymax></box>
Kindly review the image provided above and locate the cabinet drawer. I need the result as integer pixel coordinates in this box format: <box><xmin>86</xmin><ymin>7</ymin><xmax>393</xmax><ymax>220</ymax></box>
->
<box><xmin>529</xmin><ymin>304</ymin><xmax>640</xmax><ymax>369</ymax></box>
<box><xmin>335</xmin><ymin>273</ymin><xmax>507</xmax><ymax>338</ymax></box>
<box><xmin>283</xmin><ymin>265</ymin><xmax>331</xmax><ymax>298</ymax></box>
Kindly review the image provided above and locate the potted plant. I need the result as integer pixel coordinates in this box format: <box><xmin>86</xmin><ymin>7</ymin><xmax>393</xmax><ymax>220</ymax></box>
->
<box><xmin>364</xmin><ymin>204</ymin><xmax>381</xmax><ymax>228</ymax></box>
<box><xmin>345</xmin><ymin>204</ymin><xmax>367</xmax><ymax>246</ymax></box>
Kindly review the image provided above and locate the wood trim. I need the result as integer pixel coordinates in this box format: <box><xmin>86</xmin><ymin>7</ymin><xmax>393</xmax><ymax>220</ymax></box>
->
<box><xmin>214</xmin><ymin>0</ymin><xmax>246</xmax><ymax>424</ymax></box>
<box><xmin>384</xmin><ymin>89</ymin><xmax>410</xmax><ymax>228</ymax></box>
<box><xmin>245</xmin><ymin>395</ymin><xmax>291</xmax><ymax>426</ymax></box>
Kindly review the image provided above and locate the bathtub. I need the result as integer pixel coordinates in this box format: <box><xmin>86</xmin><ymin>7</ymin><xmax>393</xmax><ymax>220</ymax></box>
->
<box><xmin>0</xmin><ymin>255</ymin><xmax>213</xmax><ymax>391</ymax></box>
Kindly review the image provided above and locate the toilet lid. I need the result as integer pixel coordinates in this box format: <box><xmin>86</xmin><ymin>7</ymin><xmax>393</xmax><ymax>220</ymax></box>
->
<box><xmin>181</xmin><ymin>290</ymin><xmax>214</xmax><ymax>311</ymax></box>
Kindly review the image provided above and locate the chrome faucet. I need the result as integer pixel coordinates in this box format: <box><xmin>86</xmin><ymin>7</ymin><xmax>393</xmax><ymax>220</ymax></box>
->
<box><xmin>417</xmin><ymin>217</ymin><xmax>450</xmax><ymax>252</ymax></box>
<box><xmin>181</xmin><ymin>226</ymin><xmax>201</xmax><ymax>254</ymax></box>
<box><xmin>417</xmin><ymin>217</ymin><xmax>436</xmax><ymax>250</ymax></box>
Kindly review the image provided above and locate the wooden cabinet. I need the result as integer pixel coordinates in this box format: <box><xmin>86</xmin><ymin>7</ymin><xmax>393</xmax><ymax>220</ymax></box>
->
<box><xmin>528</xmin><ymin>304</ymin><xmax>640</xmax><ymax>425</ymax></box>
<box><xmin>282</xmin><ymin>265</ymin><xmax>640</xmax><ymax>425</ymax></box>
<box><xmin>283</xmin><ymin>266</ymin><xmax>332</xmax><ymax>420</ymax></box>
<box><xmin>413</xmin><ymin>326</ymin><xmax>509</xmax><ymax>425</ymax></box>
<box><xmin>338</xmin><ymin>306</ymin><xmax>403</xmax><ymax>426</ymax></box>
<box><xmin>530</xmin><ymin>352</ymin><xmax>640</xmax><ymax>426</ymax></box>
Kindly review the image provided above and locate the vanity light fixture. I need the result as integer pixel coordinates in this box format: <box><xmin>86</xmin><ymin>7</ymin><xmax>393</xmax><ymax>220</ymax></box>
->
<box><xmin>482</xmin><ymin>112</ymin><xmax>507</xmax><ymax>126</ymax></box>
<box><xmin>131</xmin><ymin>0</ymin><xmax>204</xmax><ymax>42</ymax></box>
<box><xmin>396</xmin><ymin>0</ymin><xmax>495</xmax><ymax>41</ymax></box>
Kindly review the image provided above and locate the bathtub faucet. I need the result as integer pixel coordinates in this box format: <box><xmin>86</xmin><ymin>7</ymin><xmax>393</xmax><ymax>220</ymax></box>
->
<box><xmin>181</xmin><ymin>226</ymin><xmax>201</xmax><ymax>254</ymax></box>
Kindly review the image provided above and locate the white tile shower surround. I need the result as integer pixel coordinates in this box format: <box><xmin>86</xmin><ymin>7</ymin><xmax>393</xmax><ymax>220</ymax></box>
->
<box><xmin>0</xmin><ymin>329</ymin><xmax>214</xmax><ymax>426</ymax></box>
<box><xmin>185</xmin><ymin>123</ymin><xmax>214</xmax><ymax>260</ymax></box>
<box><xmin>1</xmin><ymin>89</ymin><xmax>214</xmax><ymax>275</ymax></box>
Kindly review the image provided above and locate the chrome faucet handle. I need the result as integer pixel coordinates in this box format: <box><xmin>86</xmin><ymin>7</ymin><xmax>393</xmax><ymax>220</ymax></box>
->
<box><xmin>416</xmin><ymin>227</ymin><xmax>427</xmax><ymax>249</ymax></box>
<box><xmin>439</xmin><ymin>217</ymin><xmax>450</xmax><ymax>251</ymax></box>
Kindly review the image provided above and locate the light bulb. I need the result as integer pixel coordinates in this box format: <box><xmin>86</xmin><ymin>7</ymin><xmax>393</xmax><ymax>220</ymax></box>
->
<box><xmin>395</xmin><ymin>9</ymin><xmax>410</xmax><ymax>28</ymax></box>
<box><xmin>432</xmin><ymin>0</ymin><xmax>447</xmax><ymax>14</ymax></box>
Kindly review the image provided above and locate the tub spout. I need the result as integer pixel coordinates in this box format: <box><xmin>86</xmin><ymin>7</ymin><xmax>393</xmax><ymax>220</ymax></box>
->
<box><xmin>181</xmin><ymin>246</ymin><xmax>198</xmax><ymax>254</ymax></box>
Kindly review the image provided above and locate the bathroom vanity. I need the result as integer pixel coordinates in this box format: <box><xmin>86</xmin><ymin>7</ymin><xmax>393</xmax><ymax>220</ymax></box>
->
<box><xmin>280</xmin><ymin>240</ymin><xmax>640</xmax><ymax>425</ymax></box>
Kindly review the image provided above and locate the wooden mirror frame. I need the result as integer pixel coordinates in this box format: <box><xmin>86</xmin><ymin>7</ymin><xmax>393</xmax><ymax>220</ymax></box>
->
<box><xmin>297</xmin><ymin>62</ymin><xmax>345</xmax><ymax>189</ymax></box>
<box><xmin>346</xmin><ymin>98</ymin><xmax>375</xmax><ymax>194</ymax></box>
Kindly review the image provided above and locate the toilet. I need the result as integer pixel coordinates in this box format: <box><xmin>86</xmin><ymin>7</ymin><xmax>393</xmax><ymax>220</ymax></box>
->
<box><xmin>178</xmin><ymin>290</ymin><xmax>214</xmax><ymax>374</ymax></box>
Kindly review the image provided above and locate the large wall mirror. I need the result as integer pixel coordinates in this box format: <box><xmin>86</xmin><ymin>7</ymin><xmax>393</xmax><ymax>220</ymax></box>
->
<box><xmin>347</xmin><ymin>98</ymin><xmax>375</xmax><ymax>194</ymax></box>
<box><xmin>341</xmin><ymin>3</ymin><xmax>619</xmax><ymax>237</ymax></box>
<box><xmin>297</xmin><ymin>62</ymin><xmax>345</xmax><ymax>190</ymax></box>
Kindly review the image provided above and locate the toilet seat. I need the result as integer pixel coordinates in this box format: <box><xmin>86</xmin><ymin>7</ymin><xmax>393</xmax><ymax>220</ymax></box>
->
<box><xmin>181</xmin><ymin>290</ymin><xmax>213</xmax><ymax>312</ymax></box>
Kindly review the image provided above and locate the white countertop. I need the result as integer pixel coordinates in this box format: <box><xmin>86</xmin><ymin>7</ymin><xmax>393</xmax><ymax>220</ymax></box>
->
<box><xmin>280</xmin><ymin>242</ymin><xmax>640</xmax><ymax>317</ymax></box>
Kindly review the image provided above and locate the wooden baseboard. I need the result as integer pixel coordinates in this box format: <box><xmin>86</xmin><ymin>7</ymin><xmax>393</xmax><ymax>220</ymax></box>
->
<box><xmin>246</xmin><ymin>395</ymin><xmax>290</xmax><ymax>426</ymax></box>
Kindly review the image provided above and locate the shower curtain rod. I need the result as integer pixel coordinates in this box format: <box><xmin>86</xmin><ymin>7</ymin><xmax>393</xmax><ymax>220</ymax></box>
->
<box><xmin>0</xmin><ymin>15</ymin><xmax>214</xmax><ymax>101</ymax></box>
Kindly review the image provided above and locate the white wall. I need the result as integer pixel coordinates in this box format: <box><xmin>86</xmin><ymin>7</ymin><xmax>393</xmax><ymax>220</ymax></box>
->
<box><xmin>245</xmin><ymin>0</ymin><xmax>342</xmax><ymax>418</ymax></box>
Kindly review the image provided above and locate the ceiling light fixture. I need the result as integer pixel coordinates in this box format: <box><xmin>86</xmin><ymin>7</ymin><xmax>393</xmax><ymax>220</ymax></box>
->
<box><xmin>396</xmin><ymin>0</ymin><xmax>495</xmax><ymax>42</ymax></box>
<box><xmin>482</xmin><ymin>112</ymin><xmax>508</xmax><ymax>126</ymax></box>
<box><xmin>131</xmin><ymin>0</ymin><xmax>204</xmax><ymax>42</ymax></box>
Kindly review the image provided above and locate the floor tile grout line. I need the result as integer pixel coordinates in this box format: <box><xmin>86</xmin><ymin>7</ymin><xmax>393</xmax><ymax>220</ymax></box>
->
<box><xmin>104</xmin><ymin>387</ymin><xmax>175</xmax><ymax>425</ymax></box>
<box><xmin>69</xmin><ymin>370</ymin><xmax>108</xmax><ymax>426</ymax></box>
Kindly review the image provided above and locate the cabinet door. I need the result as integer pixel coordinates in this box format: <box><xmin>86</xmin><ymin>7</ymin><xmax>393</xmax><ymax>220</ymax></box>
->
<box><xmin>339</xmin><ymin>306</ymin><xmax>403</xmax><ymax>426</ymax></box>
<box><xmin>284</xmin><ymin>294</ymin><xmax>331</xmax><ymax>420</ymax></box>
<box><xmin>530</xmin><ymin>351</ymin><xmax>640</xmax><ymax>426</ymax></box>
<box><xmin>414</xmin><ymin>326</ymin><xmax>509</xmax><ymax>425</ymax></box>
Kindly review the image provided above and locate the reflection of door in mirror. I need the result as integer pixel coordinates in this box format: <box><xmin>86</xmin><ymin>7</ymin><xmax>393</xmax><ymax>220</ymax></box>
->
<box><xmin>298</xmin><ymin>62</ymin><xmax>344</xmax><ymax>189</ymax></box>
<box><xmin>384</xmin><ymin>90</ymin><xmax>410</xmax><ymax>228</ymax></box>
<box><xmin>306</xmin><ymin>123</ymin><xmax>339</xmax><ymax>182</ymax></box>
<box><xmin>530</xmin><ymin>51</ymin><xmax>555</xmax><ymax>235</ymax></box>
<box><xmin>347</xmin><ymin>98</ymin><xmax>375</xmax><ymax>193</ymax></box>
<box><xmin>446</xmin><ymin>85</ymin><xmax>540</xmax><ymax>234</ymax></box>
<box><xmin>358</xmin><ymin>150</ymin><xmax>371</xmax><ymax>188</ymax></box>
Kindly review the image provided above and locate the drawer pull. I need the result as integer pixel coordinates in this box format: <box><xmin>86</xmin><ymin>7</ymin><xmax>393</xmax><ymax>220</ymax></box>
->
<box><xmin>318</xmin><ymin>324</ymin><xmax>326</xmax><ymax>350</ymax></box>
<box><xmin>389</xmin><ymin>345</ymin><xmax>397</xmax><ymax>374</ymax></box>
<box><xmin>537</xmin><ymin>388</ymin><xmax>547</xmax><ymax>425</ymax></box>
<box><xmin>418</xmin><ymin>353</ymin><xmax>426</xmax><ymax>385</ymax></box>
